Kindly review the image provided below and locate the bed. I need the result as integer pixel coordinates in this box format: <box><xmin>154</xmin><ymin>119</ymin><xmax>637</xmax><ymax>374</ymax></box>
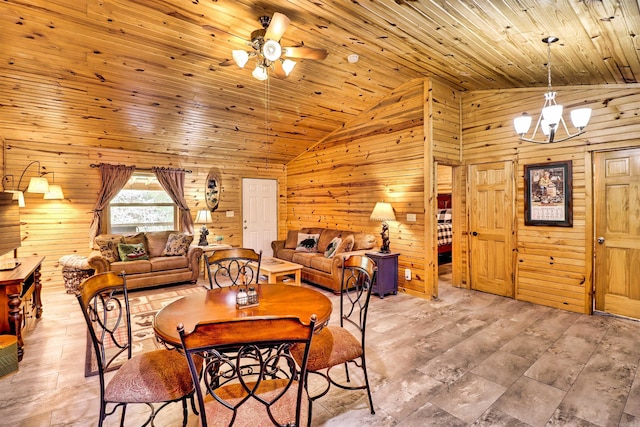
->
<box><xmin>437</xmin><ymin>194</ymin><xmax>452</xmax><ymax>257</ymax></box>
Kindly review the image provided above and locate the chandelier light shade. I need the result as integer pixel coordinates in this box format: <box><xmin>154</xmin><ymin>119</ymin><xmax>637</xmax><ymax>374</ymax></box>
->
<box><xmin>370</xmin><ymin>201</ymin><xmax>396</xmax><ymax>254</ymax></box>
<box><xmin>2</xmin><ymin>160</ymin><xmax>66</xmax><ymax>206</ymax></box>
<box><xmin>514</xmin><ymin>37</ymin><xmax>592</xmax><ymax>144</ymax></box>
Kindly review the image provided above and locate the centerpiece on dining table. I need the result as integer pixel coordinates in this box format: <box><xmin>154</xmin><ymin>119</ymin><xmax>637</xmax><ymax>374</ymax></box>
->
<box><xmin>236</xmin><ymin>270</ymin><xmax>259</xmax><ymax>309</ymax></box>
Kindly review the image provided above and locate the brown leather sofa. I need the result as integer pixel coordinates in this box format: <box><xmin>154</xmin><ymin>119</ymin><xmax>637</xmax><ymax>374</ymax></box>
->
<box><xmin>271</xmin><ymin>228</ymin><xmax>377</xmax><ymax>293</ymax></box>
<box><xmin>87</xmin><ymin>230</ymin><xmax>203</xmax><ymax>290</ymax></box>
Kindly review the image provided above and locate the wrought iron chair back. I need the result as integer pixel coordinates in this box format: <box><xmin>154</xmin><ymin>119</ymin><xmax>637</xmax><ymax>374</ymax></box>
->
<box><xmin>205</xmin><ymin>247</ymin><xmax>262</xmax><ymax>288</ymax></box>
<box><xmin>339</xmin><ymin>254</ymin><xmax>377</xmax><ymax>343</ymax></box>
<box><xmin>76</xmin><ymin>271</ymin><xmax>196</xmax><ymax>427</ymax></box>
<box><xmin>178</xmin><ymin>315</ymin><xmax>317</xmax><ymax>427</ymax></box>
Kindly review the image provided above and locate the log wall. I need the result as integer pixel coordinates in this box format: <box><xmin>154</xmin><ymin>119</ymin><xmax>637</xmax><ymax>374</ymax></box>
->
<box><xmin>0</xmin><ymin>129</ymin><xmax>286</xmax><ymax>289</ymax></box>
<box><xmin>462</xmin><ymin>84</ymin><xmax>640</xmax><ymax>313</ymax></box>
<box><xmin>286</xmin><ymin>78</ymin><xmax>461</xmax><ymax>298</ymax></box>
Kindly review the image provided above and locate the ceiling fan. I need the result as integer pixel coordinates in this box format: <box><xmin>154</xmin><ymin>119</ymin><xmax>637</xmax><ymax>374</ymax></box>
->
<box><xmin>222</xmin><ymin>12</ymin><xmax>328</xmax><ymax>80</ymax></box>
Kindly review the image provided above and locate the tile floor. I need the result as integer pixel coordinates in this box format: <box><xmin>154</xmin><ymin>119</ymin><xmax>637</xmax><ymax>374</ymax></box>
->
<box><xmin>1</xmin><ymin>265</ymin><xmax>640</xmax><ymax>426</ymax></box>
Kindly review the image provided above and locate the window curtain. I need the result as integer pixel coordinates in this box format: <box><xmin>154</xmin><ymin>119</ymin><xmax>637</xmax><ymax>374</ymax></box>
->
<box><xmin>152</xmin><ymin>167</ymin><xmax>194</xmax><ymax>233</ymax></box>
<box><xmin>89</xmin><ymin>164</ymin><xmax>135</xmax><ymax>248</ymax></box>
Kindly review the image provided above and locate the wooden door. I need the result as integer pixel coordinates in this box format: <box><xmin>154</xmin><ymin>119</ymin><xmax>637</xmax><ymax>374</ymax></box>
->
<box><xmin>469</xmin><ymin>161</ymin><xmax>514</xmax><ymax>297</ymax></box>
<box><xmin>242</xmin><ymin>178</ymin><xmax>278</xmax><ymax>257</ymax></box>
<box><xmin>594</xmin><ymin>149</ymin><xmax>640</xmax><ymax>319</ymax></box>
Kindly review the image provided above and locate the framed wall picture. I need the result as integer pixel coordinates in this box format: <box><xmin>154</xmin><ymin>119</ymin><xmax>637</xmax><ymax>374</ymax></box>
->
<box><xmin>524</xmin><ymin>160</ymin><xmax>573</xmax><ymax>227</ymax></box>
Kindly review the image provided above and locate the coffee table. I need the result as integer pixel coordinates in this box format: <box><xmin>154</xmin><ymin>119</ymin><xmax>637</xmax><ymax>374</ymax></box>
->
<box><xmin>258</xmin><ymin>257</ymin><xmax>303</xmax><ymax>286</ymax></box>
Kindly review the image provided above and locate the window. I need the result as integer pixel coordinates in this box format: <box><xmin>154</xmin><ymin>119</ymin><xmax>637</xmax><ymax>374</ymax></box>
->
<box><xmin>107</xmin><ymin>173</ymin><xmax>178</xmax><ymax>233</ymax></box>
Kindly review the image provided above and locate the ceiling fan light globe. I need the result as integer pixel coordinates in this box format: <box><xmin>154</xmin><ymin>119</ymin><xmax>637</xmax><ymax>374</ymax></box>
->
<box><xmin>232</xmin><ymin>50</ymin><xmax>249</xmax><ymax>68</ymax></box>
<box><xmin>263</xmin><ymin>40</ymin><xmax>282</xmax><ymax>61</ymax></box>
<box><xmin>282</xmin><ymin>59</ymin><xmax>296</xmax><ymax>76</ymax></box>
<box><xmin>513</xmin><ymin>115</ymin><xmax>532</xmax><ymax>135</ymax></box>
<box><xmin>252</xmin><ymin>65</ymin><xmax>268</xmax><ymax>81</ymax></box>
<box><xmin>571</xmin><ymin>108</ymin><xmax>592</xmax><ymax>130</ymax></box>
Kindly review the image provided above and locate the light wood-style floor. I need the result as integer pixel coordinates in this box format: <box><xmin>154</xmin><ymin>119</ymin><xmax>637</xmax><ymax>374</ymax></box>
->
<box><xmin>1</xmin><ymin>264</ymin><xmax>640</xmax><ymax>426</ymax></box>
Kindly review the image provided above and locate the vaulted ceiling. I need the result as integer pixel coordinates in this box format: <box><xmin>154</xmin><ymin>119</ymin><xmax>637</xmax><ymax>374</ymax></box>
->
<box><xmin>1</xmin><ymin>0</ymin><xmax>638</xmax><ymax>164</ymax></box>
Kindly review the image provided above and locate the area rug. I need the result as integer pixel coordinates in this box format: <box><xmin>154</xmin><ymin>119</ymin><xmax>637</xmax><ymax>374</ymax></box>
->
<box><xmin>84</xmin><ymin>283</ymin><xmax>206</xmax><ymax>377</ymax></box>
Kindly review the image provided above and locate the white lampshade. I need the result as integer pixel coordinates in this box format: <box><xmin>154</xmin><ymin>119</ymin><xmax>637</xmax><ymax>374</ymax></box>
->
<box><xmin>43</xmin><ymin>184</ymin><xmax>64</xmax><ymax>200</ymax></box>
<box><xmin>195</xmin><ymin>208</ymin><xmax>212</xmax><ymax>224</ymax></box>
<box><xmin>513</xmin><ymin>115</ymin><xmax>532</xmax><ymax>135</ymax></box>
<box><xmin>570</xmin><ymin>108</ymin><xmax>592</xmax><ymax>130</ymax></box>
<box><xmin>232</xmin><ymin>50</ymin><xmax>249</xmax><ymax>68</ymax></box>
<box><xmin>262</xmin><ymin>39</ymin><xmax>282</xmax><ymax>61</ymax></box>
<box><xmin>27</xmin><ymin>176</ymin><xmax>49</xmax><ymax>193</ymax></box>
<box><xmin>252</xmin><ymin>65</ymin><xmax>268</xmax><ymax>81</ymax></box>
<box><xmin>370</xmin><ymin>202</ymin><xmax>396</xmax><ymax>222</ymax></box>
<box><xmin>542</xmin><ymin>104</ymin><xmax>563</xmax><ymax>126</ymax></box>
<box><xmin>282</xmin><ymin>59</ymin><xmax>296</xmax><ymax>76</ymax></box>
<box><xmin>5</xmin><ymin>190</ymin><xmax>25</xmax><ymax>208</ymax></box>
<box><xmin>541</xmin><ymin>119</ymin><xmax>551</xmax><ymax>136</ymax></box>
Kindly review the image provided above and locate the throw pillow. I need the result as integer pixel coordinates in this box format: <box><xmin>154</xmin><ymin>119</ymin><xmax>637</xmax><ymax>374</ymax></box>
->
<box><xmin>295</xmin><ymin>233</ymin><xmax>320</xmax><ymax>253</ymax></box>
<box><xmin>117</xmin><ymin>243</ymin><xmax>149</xmax><ymax>262</ymax></box>
<box><xmin>437</xmin><ymin>209</ymin><xmax>452</xmax><ymax>223</ymax></box>
<box><xmin>94</xmin><ymin>235</ymin><xmax>123</xmax><ymax>263</ymax></box>
<box><xmin>161</xmin><ymin>233</ymin><xmax>194</xmax><ymax>256</ymax></box>
<box><xmin>324</xmin><ymin>237</ymin><xmax>342</xmax><ymax>258</ymax></box>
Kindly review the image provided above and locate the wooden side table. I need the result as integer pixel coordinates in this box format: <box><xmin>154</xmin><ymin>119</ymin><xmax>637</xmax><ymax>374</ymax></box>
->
<box><xmin>365</xmin><ymin>252</ymin><xmax>399</xmax><ymax>299</ymax></box>
<box><xmin>198</xmin><ymin>244</ymin><xmax>232</xmax><ymax>279</ymax></box>
<box><xmin>0</xmin><ymin>256</ymin><xmax>44</xmax><ymax>361</ymax></box>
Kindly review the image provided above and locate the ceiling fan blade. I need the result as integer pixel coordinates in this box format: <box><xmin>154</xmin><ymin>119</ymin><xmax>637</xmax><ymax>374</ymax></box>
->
<box><xmin>264</xmin><ymin>12</ymin><xmax>290</xmax><ymax>41</ymax></box>
<box><xmin>282</xmin><ymin>46</ymin><xmax>328</xmax><ymax>60</ymax></box>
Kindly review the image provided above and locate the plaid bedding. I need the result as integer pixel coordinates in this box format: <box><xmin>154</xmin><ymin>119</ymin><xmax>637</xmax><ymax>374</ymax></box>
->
<box><xmin>437</xmin><ymin>222</ymin><xmax>452</xmax><ymax>246</ymax></box>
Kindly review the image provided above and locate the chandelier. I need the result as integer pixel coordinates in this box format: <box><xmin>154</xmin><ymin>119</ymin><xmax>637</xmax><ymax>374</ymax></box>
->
<box><xmin>513</xmin><ymin>37</ymin><xmax>592</xmax><ymax>143</ymax></box>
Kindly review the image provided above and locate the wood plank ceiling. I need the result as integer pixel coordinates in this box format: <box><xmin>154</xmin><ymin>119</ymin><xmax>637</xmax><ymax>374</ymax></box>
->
<box><xmin>1</xmin><ymin>0</ymin><xmax>638</xmax><ymax>164</ymax></box>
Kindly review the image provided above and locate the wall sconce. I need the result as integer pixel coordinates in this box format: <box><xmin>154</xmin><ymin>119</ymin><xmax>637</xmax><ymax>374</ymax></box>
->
<box><xmin>370</xmin><ymin>201</ymin><xmax>396</xmax><ymax>253</ymax></box>
<box><xmin>195</xmin><ymin>208</ymin><xmax>213</xmax><ymax>246</ymax></box>
<box><xmin>2</xmin><ymin>161</ymin><xmax>65</xmax><ymax>206</ymax></box>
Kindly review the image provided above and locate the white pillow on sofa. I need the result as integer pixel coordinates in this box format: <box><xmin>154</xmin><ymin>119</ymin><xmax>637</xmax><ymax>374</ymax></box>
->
<box><xmin>296</xmin><ymin>233</ymin><xmax>320</xmax><ymax>253</ymax></box>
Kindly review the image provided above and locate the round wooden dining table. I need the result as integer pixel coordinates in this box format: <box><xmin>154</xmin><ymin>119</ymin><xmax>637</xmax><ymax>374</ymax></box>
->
<box><xmin>154</xmin><ymin>283</ymin><xmax>333</xmax><ymax>347</ymax></box>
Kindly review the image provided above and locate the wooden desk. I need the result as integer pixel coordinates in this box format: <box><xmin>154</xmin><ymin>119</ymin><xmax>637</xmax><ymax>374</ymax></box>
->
<box><xmin>154</xmin><ymin>284</ymin><xmax>332</xmax><ymax>347</ymax></box>
<box><xmin>0</xmin><ymin>256</ymin><xmax>44</xmax><ymax>361</ymax></box>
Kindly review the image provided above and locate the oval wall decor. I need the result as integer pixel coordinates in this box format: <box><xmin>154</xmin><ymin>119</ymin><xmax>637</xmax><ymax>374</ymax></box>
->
<box><xmin>205</xmin><ymin>168</ymin><xmax>221</xmax><ymax>211</ymax></box>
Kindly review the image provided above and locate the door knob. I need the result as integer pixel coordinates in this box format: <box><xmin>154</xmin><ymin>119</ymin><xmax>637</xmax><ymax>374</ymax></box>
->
<box><xmin>597</xmin><ymin>237</ymin><xmax>605</xmax><ymax>244</ymax></box>
<box><xmin>472</xmin><ymin>231</ymin><xmax>478</xmax><ymax>236</ymax></box>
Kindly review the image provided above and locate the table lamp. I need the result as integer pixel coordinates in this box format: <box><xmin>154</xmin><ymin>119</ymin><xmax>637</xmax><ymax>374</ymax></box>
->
<box><xmin>370</xmin><ymin>201</ymin><xmax>395</xmax><ymax>253</ymax></box>
<box><xmin>195</xmin><ymin>208</ymin><xmax>213</xmax><ymax>246</ymax></box>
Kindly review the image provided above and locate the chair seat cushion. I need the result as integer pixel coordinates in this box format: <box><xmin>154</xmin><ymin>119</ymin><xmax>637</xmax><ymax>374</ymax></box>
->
<box><xmin>203</xmin><ymin>378</ymin><xmax>308</xmax><ymax>426</ymax></box>
<box><xmin>104</xmin><ymin>349</ymin><xmax>195</xmax><ymax>403</ymax></box>
<box><xmin>293</xmin><ymin>326</ymin><xmax>363</xmax><ymax>371</ymax></box>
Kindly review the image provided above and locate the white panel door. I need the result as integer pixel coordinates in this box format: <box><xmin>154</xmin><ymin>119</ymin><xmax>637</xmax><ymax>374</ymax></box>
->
<box><xmin>242</xmin><ymin>178</ymin><xmax>278</xmax><ymax>257</ymax></box>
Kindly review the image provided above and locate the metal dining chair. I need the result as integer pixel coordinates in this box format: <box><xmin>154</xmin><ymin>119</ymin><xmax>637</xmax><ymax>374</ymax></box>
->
<box><xmin>76</xmin><ymin>271</ymin><xmax>198</xmax><ymax>426</ymax></box>
<box><xmin>178</xmin><ymin>314</ymin><xmax>317</xmax><ymax>427</ymax></box>
<box><xmin>291</xmin><ymin>254</ymin><xmax>377</xmax><ymax>424</ymax></box>
<box><xmin>205</xmin><ymin>247</ymin><xmax>262</xmax><ymax>288</ymax></box>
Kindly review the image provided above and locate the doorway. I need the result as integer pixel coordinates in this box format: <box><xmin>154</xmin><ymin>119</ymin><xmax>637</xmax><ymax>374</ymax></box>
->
<box><xmin>242</xmin><ymin>178</ymin><xmax>278</xmax><ymax>257</ymax></box>
<box><xmin>436</xmin><ymin>163</ymin><xmax>454</xmax><ymax>287</ymax></box>
<box><xmin>594</xmin><ymin>148</ymin><xmax>640</xmax><ymax>320</ymax></box>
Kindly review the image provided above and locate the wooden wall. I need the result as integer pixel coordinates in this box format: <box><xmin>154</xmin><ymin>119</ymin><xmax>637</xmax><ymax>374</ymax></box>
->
<box><xmin>462</xmin><ymin>84</ymin><xmax>640</xmax><ymax>313</ymax></box>
<box><xmin>286</xmin><ymin>78</ymin><xmax>461</xmax><ymax>299</ymax></box>
<box><xmin>1</xmin><ymin>129</ymin><xmax>286</xmax><ymax>289</ymax></box>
